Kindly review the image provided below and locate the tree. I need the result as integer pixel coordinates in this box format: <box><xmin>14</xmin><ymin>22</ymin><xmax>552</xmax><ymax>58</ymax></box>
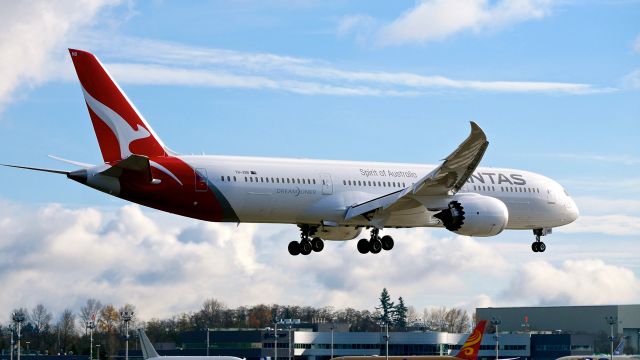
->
<box><xmin>393</xmin><ymin>297</ymin><xmax>408</xmax><ymax>329</ymax></box>
<box><xmin>377</xmin><ymin>288</ymin><xmax>395</xmax><ymax>326</ymax></box>
<box><xmin>57</xmin><ymin>309</ymin><xmax>76</xmax><ymax>353</ymax></box>
<box><xmin>79</xmin><ymin>299</ymin><xmax>103</xmax><ymax>333</ymax></box>
<box><xmin>31</xmin><ymin>304</ymin><xmax>52</xmax><ymax>352</ymax></box>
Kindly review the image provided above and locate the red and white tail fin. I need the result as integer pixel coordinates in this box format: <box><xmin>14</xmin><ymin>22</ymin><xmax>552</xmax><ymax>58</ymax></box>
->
<box><xmin>455</xmin><ymin>320</ymin><xmax>488</xmax><ymax>360</ymax></box>
<box><xmin>69</xmin><ymin>49</ymin><xmax>167</xmax><ymax>163</ymax></box>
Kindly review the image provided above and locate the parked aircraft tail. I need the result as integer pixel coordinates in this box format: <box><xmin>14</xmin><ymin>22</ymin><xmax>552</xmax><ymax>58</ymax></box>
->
<box><xmin>68</xmin><ymin>48</ymin><xmax>167</xmax><ymax>163</ymax></box>
<box><xmin>454</xmin><ymin>320</ymin><xmax>488</xmax><ymax>360</ymax></box>
<box><xmin>138</xmin><ymin>328</ymin><xmax>160</xmax><ymax>360</ymax></box>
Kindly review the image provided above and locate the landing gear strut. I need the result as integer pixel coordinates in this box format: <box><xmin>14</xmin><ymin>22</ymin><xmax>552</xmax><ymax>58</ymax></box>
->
<box><xmin>531</xmin><ymin>228</ymin><xmax>551</xmax><ymax>253</ymax></box>
<box><xmin>357</xmin><ymin>228</ymin><xmax>394</xmax><ymax>255</ymax></box>
<box><xmin>289</xmin><ymin>225</ymin><xmax>324</xmax><ymax>256</ymax></box>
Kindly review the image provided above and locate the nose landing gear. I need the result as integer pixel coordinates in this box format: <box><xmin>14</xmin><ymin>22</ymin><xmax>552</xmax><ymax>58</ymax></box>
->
<box><xmin>357</xmin><ymin>228</ymin><xmax>394</xmax><ymax>254</ymax></box>
<box><xmin>531</xmin><ymin>228</ymin><xmax>551</xmax><ymax>253</ymax></box>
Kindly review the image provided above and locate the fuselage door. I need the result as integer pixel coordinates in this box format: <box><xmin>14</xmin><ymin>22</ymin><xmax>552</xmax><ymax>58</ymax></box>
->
<box><xmin>195</xmin><ymin>168</ymin><xmax>208</xmax><ymax>192</ymax></box>
<box><xmin>320</xmin><ymin>173</ymin><xmax>333</xmax><ymax>195</ymax></box>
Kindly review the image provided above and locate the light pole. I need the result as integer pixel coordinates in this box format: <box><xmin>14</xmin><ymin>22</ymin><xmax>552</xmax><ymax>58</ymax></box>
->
<box><xmin>379</xmin><ymin>321</ymin><xmax>389</xmax><ymax>360</ymax></box>
<box><xmin>96</xmin><ymin>344</ymin><xmax>101</xmax><ymax>360</ymax></box>
<box><xmin>490</xmin><ymin>317</ymin><xmax>501</xmax><ymax>360</ymax></box>
<box><xmin>86</xmin><ymin>319</ymin><xmax>95</xmax><ymax>360</ymax></box>
<box><xmin>637</xmin><ymin>329</ymin><xmax>639</xmax><ymax>356</ymax></box>
<box><xmin>274</xmin><ymin>321</ymin><xmax>278</xmax><ymax>360</ymax></box>
<box><xmin>12</xmin><ymin>311</ymin><xmax>26</xmax><ymax>360</ymax></box>
<box><xmin>25</xmin><ymin>342</ymin><xmax>30</xmax><ymax>355</ymax></box>
<box><xmin>121</xmin><ymin>311</ymin><xmax>134</xmax><ymax>360</ymax></box>
<box><xmin>330</xmin><ymin>322</ymin><xmax>336</xmax><ymax>359</ymax></box>
<box><xmin>206</xmin><ymin>328</ymin><xmax>212</xmax><ymax>356</ymax></box>
<box><xmin>8</xmin><ymin>329</ymin><xmax>14</xmax><ymax>360</ymax></box>
<box><xmin>606</xmin><ymin>316</ymin><xmax>617</xmax><ymax>360</ymax></box>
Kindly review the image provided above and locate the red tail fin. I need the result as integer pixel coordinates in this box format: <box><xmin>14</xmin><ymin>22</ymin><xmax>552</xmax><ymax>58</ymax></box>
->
<box><xmin>455</xmin><ymin>320</ymin><xmax>488</xmax><ymax>360</ymax></box>
<box><xmin>69</xmin><ymin>49</ymin><xmax>167</xmax><ymax>163</ymax></box>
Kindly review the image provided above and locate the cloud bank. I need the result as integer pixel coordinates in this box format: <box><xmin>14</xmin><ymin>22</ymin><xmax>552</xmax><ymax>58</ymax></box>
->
<box><xmin>1</xmin><ymin>199</ymin><xmax>639</xmax><ymax>321</ymax></box>
<box><xmin>0</xmin><ymin>0</ymin><xmax>121</xmax><ymax>112</ymax></box>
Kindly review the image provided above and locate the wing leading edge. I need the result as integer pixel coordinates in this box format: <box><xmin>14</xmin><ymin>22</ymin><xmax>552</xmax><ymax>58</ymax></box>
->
<box><xmin>345</xmin><ymin>121</ymin><xmax>488</xmax><ymax>222</ymax></box>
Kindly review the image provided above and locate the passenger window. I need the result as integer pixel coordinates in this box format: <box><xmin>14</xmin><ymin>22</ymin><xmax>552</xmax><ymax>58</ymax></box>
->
<box><xmin>297</xmin><ymin>178</ymin><xmax>301</xmax><ymax>184</ymax></box>
<box><xmin>227</xmin><ymin>176</ymin><xmax>230</xmax><ymax>182</ymax></box>
<box><xmin>287</xmin><ymin>178</ymin><xmax>290</xmax><ymax>184</ymax></box>
<box><xmin>244</xmin><ymin>177</ymin><xmax>247</xmax><ymax>182</ymax></box>
<box><xmin>358</xmin><ymin>181</ymin><xmax>361</xmax><ymax>186</ymax></box>
<box><xmin>343</xmin><ymin>180</ymin><xmax>346</xmax><ymax>185</ymax></box>
<box><xmin>233</xmin><ymin>176</ymin><xmax>236</xmax><ymax>182</ymax></box>
<box><xmin>313</xmin><ymin>179</ymin><xmax>316</xmax><ymax>185</ymax></box>
<box><xmin>221</xmin><ymin>176</ymin><xmax>224</xmax><ymax>181</ymax></box>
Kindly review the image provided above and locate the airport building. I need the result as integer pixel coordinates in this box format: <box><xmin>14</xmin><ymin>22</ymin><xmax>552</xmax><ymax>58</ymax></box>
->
<box><xmin>477</xmin><ymin>304</ymin><xmax>640</xmax><ymax>356</ymax></box>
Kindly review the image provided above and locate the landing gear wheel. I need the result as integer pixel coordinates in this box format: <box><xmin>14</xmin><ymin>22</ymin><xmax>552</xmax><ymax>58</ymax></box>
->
<box><xmin>370</xmin><ymin>238</ymin><xmax>382</xmax><ymax>254</ymax></box>
<box><xmin>288</xmin><ymin>241</ymin><xmax>301</xmax><ymax>256</ymax></box>
<box><xmin>381</xmin><ymin>235</ymin><xmax>394</xmax><ymax>251</ymax></box>
<box><xmin>538</xmin><ymin>242</ymin><xmax>546</xmax><ymax>252</ymax></box>
<box><xmin>531</xmin><ymin>242</ymin><xmax>539</xmax><ymax>252</ymax></box>
<box><xmin>357</xmin><ymin>238</ymin><xmax>370</xmax><ymax>254</ymax></box>
<box><xmin>300</xmin><ymin>239</ymin><xmax>312</xmax><ymax>255</ymax></box>
<box><xmin>311</xmin><ymin>237</ymin><xmax>324</xmax><ymax>252</ymax></box>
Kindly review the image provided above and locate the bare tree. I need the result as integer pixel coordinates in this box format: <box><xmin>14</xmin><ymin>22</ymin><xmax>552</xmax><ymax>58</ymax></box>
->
<box><xmin>57</xmin><ymin>309</ymin><xmax>76</xmax><ymax>353</ymax></box>
<box><xmin>31</xmin><ymin>304</ymin><xmax>52</xmax><ymax>352</ymax></box>
<box><xmin>79</xmin><ymin>299</ymin><xmax>103</xmax><ymax>333</ymax></box>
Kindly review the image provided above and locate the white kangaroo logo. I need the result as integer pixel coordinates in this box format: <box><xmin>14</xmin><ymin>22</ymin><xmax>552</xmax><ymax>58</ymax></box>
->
<box><xmin>82</xmin><ymin>87</ymin><xmax>151</xmax><ymax>159</ymax></box>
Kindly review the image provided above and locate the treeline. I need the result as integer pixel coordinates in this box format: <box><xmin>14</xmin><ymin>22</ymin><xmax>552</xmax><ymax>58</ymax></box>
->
<box><xmin>1</xmin><ymin>295</ymin><xmax>470</xmax><ymax>358</ymax></box>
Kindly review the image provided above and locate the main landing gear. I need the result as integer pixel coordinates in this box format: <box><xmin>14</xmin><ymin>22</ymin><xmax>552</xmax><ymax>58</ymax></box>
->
<box><xmin>357</xmin><ymin>228</ymin><xmax>394</xmax><ymax>255</ymax></box>
<box><xmin>289</xmin><ymin>225</ymin><xmax>324</xmax><ymax>256</ymax></box>
<box><xmin>531</xmin><ymin>228</ymin><xmax>551</xmax><ymax>253</ymax></box>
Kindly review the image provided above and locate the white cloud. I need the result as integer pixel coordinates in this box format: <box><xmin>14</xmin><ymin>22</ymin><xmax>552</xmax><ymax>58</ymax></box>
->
<box><xmin>69</xmin><ymin>35</ymin><xmax>609</xmax><ymax>95</ymax></box>
<box><xmin>0</xmin><ymin>200</ymin><xmax>511</xmax><ymax>320</ymax></box>
<box><xmin>502</xmin><ymin>259</ymin><xmax>640</xmax><ymax>305</ymax></box>
<box><xmin>0</xmin><ymin>0</ymin><xmax>121</xmax><ymax>112</ymax></box>
<box><xmin>558</xmin><ymin>214</ymin><xmax>640</xmax><ymax>236</ymax></box>
<box><xmin>377</xmin><ymin>0</ymin><xmax>555</xmax><ymax>46</ymax></box>
<box><xmin>622</xmin><ymin>69</ymin><xmax>640</xmax><ymax>89</ymax></box>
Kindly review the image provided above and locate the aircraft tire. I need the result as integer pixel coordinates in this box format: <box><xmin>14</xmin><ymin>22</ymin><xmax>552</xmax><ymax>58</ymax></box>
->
<box><xmin>311</xmin><ymin>237</ymin><xmax>324</xmax><ymax>252</ymax></box>
<box><xmin>538</xmin><ymin>242</ymin><xmax>546</xmax><ymax>252</ymax></box>
<box><xmin>288</xmin><ymin>241</ymin><xmax>301</xmax><ymax>256</ymax></box>
<box><xmin>357</xmin><ymin>239</ymin><xmax>370</xmax><ymax>254</ymax></box>
<box><xmin>300</xmin><ymin>239</ymin><xmax>312</xmax><ymax>255</ymax></box>
<box><xmin>381</xmin><ymin>235</ymin><xmax>394</xmax><ymax>251</ymax></box>
<box><xmin>370</xmin><ymin>238</ymin><xmax>382</xmax><ymax>254</ymax></box>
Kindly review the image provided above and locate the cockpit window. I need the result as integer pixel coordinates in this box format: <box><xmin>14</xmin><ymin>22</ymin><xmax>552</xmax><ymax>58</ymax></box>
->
<box><xmin>564</xmin><ymin>189</ymin><xmax>570</xmax><ymax>196</ymax></box>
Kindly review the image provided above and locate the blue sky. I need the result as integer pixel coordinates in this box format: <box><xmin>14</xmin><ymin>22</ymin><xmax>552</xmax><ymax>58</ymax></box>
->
<box><xmin>0</xmin><ymin>0</ymin><xmax>639</xmax><ymax>320</ymax></box>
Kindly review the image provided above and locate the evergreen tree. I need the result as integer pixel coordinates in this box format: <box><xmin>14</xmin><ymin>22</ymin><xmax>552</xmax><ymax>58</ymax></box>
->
<box><xmin>393</xmin><ymin>297</ymin><xmax>408</xmax><ymax>329</ymax></box>
<box><xmin>377</xmin><ymin>288</ymin><xmax>395</xmax><ymax>325</ymax></box>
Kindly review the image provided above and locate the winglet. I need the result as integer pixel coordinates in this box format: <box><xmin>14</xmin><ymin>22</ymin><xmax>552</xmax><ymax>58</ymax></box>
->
<box><xmin>454</xmin><ymin>320</ymin><xmax>488</xmax><ymax>360</ymax></box>
<box><xmin>138</xmin><ymin>328</ymin><xmax>160</xmax><ymax>360</ymax></box>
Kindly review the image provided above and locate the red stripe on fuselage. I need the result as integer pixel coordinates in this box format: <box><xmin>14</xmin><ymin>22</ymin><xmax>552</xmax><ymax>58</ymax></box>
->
<box><xmin>116</xmin><ymin>156</ymin><xmax>231</xmax><ymax>222</ymax></box>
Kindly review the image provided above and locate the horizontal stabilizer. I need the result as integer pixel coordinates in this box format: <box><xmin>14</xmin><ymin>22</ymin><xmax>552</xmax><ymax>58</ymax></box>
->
<box><xmin>100</xmin><ymin>154</ymin><xmax>152</xmax><ymax>182</ymax></box>
<box><xmin>48</xmin><ymin>155</ymin><xmax>95</xmax><ymax>168</ymax></box>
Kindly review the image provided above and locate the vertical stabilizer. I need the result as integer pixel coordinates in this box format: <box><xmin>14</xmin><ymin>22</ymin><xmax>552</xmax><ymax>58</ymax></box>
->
<box><xmin>455</xmin><ymin>320</ymin><xmax>488</xmax><ymax>360</ymax></box>
<box><xmin>138</xmin><ymin>329</ymin><xmax>160</xmax><ymax>360</ymax></box>
<box><xmin>68</xmin><ymin>49</ymin><xmax>167</xmax><ymax>163</ymax></box>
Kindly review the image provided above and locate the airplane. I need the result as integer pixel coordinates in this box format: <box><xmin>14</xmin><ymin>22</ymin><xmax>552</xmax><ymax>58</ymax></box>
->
<box><xmin>1</xmin><ymin>49</ymin><xmax>579</xmax><ymax>256</ymax></box>
<box><xmin>138</xmin><ymin>329</ymin><xmax>244</xmax><ymax>360</ymax></box>
<box><xmin>332</xmin><ymin>320</ymin><xmax>488</xmax><ymax>360</ymax></box>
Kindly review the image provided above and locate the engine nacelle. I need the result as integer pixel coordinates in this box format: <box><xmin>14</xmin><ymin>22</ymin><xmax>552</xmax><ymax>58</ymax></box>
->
<box><xmin>316</xmin><ymin>226</ymin><xmax>363</xmax><ymax>240</ymax></box>
<box><xmin>433</xmin><ymin>194</ymin><xmax>508</xmax><ymax>237</ymax></box>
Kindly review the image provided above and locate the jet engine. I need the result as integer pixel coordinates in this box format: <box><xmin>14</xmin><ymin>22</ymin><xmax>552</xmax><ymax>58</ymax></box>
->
<box><xmin>433</xmin><ymin>194</ymin><xmax>508</xmax><ymax>237</ymax></box>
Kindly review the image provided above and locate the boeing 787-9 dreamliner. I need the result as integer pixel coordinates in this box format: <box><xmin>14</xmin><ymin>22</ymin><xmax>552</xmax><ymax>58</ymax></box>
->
<box><xmin>2</xmin><ymin>49</ymin><xmax>579</xmax><ymax>256</ymax></box>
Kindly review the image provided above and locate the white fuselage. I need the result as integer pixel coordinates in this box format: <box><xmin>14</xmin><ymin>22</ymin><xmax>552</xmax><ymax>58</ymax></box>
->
<box><xmin>178</xmin><ymin>155</ymin><xmax>579</xmax><ymax>232</ymax></box>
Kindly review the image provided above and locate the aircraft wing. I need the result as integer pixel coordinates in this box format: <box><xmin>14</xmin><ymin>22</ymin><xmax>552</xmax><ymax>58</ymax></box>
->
<box><xmin>345</xmin><ymin>121</ymin><xmax>488</xmax><ymax>222</ymax></box>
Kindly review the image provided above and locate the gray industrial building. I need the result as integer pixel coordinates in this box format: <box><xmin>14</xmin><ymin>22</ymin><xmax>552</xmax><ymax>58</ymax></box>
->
<box><xmin>477</xmin><ymin>304</ymin><xmax>640</xmax><ymax>354</ymax></box>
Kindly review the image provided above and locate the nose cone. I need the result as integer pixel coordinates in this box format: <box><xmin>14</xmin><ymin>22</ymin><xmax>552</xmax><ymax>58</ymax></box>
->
<box><xmin>567</xmin><ymin>197</ymin><xmax>579</xmax><ymax>223</ymax></box>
